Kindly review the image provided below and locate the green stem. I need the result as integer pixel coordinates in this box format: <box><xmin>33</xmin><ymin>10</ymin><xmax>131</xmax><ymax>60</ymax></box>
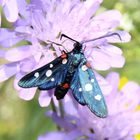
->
<box><xmin>51</xmin><ymin>98</ymin><xmax>57</xmax><ymax>113</ymax></box>
<box><xmin>59</xmin><ymin>100</ymin><xmax>65</xmax><ymax>118</ymax></box>
<box><xmin>50</xmin><ymin>98</ymin><xmax>61</xmax><ymax>130</ymax></box>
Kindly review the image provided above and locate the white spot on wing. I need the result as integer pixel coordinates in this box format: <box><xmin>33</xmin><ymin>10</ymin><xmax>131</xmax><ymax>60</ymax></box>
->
<box><xmin>50</xmin><ymin>64</ymin><xmax>53</xmax><ymax>68</ymax></box>
<box><xmin>81</xmin><ymin>65</ymin><xmax>88</xmax><ymax>71</ymax></box>
<box><xmin>62</xmin><ymin>59</ymin><xmax>67</xmax><ymax>64</ymax></box>
<box><xmin>46</xmin><ymin>70</ymin><xmax>52</xmax><ymax>77</ymax></box>
<box><xmin>85</xmin><ymin>83</ymin><xmax>93</xmax><ymax>91</ymax></box>
<box><xmin>79</xmin><ymin>88</ymin><xmax>82</xmax><ymax>92</ymax></box>
<box><xmin>91</xmin><ymin>79</ymin><xmax>94</xmax><ymax>83</ymax></box>
<box><xmin>51</xmin><ymin>78</ymin><xmax>55</xmax><ymax>81</ymax></box>
<box><xmin>94</xmin><ymin>94</ymin><xmax>102</xmax><ymax>101</ymax></box>
<box><xmin>34</xmin><ymin>72</ymin><xmax>39</xmax><ymax>78</ymax></box>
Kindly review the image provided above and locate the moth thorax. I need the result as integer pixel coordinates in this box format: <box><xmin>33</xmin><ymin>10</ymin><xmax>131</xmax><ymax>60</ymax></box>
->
<box><xmin>72</xmin><ymin>55</ymin><xmax>81</xmax><ymax>66</ymax></box>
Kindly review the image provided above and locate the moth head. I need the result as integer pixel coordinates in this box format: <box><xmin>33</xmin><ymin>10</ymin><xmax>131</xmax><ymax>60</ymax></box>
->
<box><xmin>73</xmin><ymin>42</ymin><xmax>82</xmax><ymax>50</ymax></box>
<box><xmin>73</xmin><ymin>42</ymin><xmax>82</xmax><ymax>46</ymax></box>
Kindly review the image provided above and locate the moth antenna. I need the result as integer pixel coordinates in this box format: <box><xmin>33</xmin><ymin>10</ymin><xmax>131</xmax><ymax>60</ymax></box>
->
<box><xmin>60</xmin><ymin>34</ymin><xmax>79</xmax><ymax>43</ymax></box>
<box><xmin>81</xmin><ymin>32</ymin><xmax>122</xmax><ymax>44</ymax></box>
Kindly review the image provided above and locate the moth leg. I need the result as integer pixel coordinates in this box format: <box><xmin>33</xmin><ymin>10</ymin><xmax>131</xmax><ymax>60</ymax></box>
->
<box><xmin>62</xmin><ymin>47</ymin><xmax>68</xmax><ymax>53</ymax></box>
<box><xmin>83</xmin><ymin>45</ymin><xmax>87</xmax><ymax>52</ymax></box>
<box><xmin>59</xmin><ymin>47</ymin><xmax>68</xmax><ymax>53</ymax></box>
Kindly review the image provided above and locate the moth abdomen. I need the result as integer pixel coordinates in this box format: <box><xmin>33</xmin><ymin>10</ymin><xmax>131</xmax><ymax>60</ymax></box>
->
<box><xmin>54</xmin><ymin>83</ymin><xmax>70</xmax><ymax>100</ymax></box>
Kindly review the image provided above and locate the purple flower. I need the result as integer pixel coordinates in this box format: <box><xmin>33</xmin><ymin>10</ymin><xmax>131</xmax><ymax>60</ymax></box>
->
<box><xmin>0</xmin><ymin>0</ymin><xmax>27</xmax><ymax>23</ymax></box>
<box><xmin>39</xmin><ymin>72</ymin><xmax>140</xmax><ymax>140</ymax></box>
<box><xmin>0</xmin><ymin>0</ymin><xmax>130</xmax><ymax>105</ymax></box>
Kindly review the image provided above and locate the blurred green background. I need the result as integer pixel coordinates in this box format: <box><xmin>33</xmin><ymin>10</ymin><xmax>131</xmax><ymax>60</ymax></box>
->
<box><xmin>0</xmin><ymin>0</ymin><xmax>140</xmax><ymax>140</ymax></box>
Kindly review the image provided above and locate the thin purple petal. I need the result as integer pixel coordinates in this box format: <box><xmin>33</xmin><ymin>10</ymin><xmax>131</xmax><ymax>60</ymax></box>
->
<box><xmin>0</xmin><ymin>50</ymin><xmax>5</xmax><ymax>57</ymax></box>
<box><xmin>0</xmin><ymin>62</ymin><xmax>17</xmax><ymax>82</ymax></box>
<box><xmin>19</xmin><ymin>88</ymin><xmax>36</xmax><ymax>100</ymax></box>
<box><xmin>5</xmin><ymin>45</ymin><xmax>32</xmax><ymax>62</ymax></box>
<box><xmin>38</xmin><ymin>91</ymin><xmax>52</xmax><ymax>107</ymax></box>
<box><xmin>3</xmin><ymin>0</ymin><xmax>18</xmax><ymax>22</ymax></box>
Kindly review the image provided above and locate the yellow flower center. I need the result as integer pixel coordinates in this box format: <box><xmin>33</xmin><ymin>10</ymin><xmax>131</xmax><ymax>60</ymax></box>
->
<box><xmin>134</xmin><ymin>134</ymin><xmax>140</xmax><ymax>140</ymax></box>
<box><xmin>119</xmin><ymin>76</ymin><xmax>128</xmax><ymax>90</ymax></box>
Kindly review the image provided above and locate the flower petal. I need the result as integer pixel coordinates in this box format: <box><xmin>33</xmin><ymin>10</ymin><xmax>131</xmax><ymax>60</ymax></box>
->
<box><xmin>5</xmin><ymin>45</ymin><xmax>32</xmax><ymax>62</ymax></box>
<box><xmin>14</xmin><ymin>72</ymin><xmax>26</xmax><ymax>90</ymax></box>
<box><xmin>0</xmin><ymin>28</ymin><xmax>15</xmax><ymax>42</ymax></box>
<box><xmin>101</xmin><ymin>44</ymin><xmax>123</xmax><ymax>55</ymax></box>
<box><xmin>38</xmin><ymin>132</ymin><xmax>66</xmax><ymax>140</ymax></box>
<box><xmin>95</xmin><ymin>72</ymin><xmax>112</xmax><ymax>95</ymax></box>
<box><xmin>0</xmin><ymin>37</ymin><xmax>22</xmax><ymax>48</ymax></box>
<box><xmin>0</xmin><ymin>29</ymin><xmax>22</xmax><ymax>47</ymax></box>
<box><xmin>0</xmin><ymin>50</ymin><xmax>5</xmax><ymax>57</ymax></box>
<box><xmin>0</xmin><ymin>62</ymin><xmax>17</xmax><ymax>82</ymax></box>
<box><xmin>79</xmin><ymin>1</ymin><xmax>101</xmax><ymax>25</ymax></box>
<box><xmin>3</xmin><ymin>0</ymin><xmax>18</xmax><ymax>22</ymax></box>
<box><xmin>18</xmin><ymin>88</ymin><xmax>36</xmax><ymax>100</ymax></box>
<box><xmin>122</xmin><ymin>82</ymin><xmax>139</xmax><ymax>94</ymax></box>
<box><xmin>110</xmin><ymin>54</ymin><xmax>125</xmax><ymax>68</ymax></box>
<box><xmin>95</xmin><ymin>10</ymin><xmax>122</xmax><ymax>22</ymax></box>
<box><xmin>63</xmin><ymin>95</ymin><xmax>78</xmax><ymax>115</ymax></box>
<box><xmin>100</xmin><ymin>44</ymin><xmax>125</xmax><ymax>68</ymax></box>
<box><xmin>87</xmin><ymin>10</ymin><xmax>122</xmax><ymax>34</ymax></box>
<box><xmin>15</xmin><ymin>26</ymin><xmax>32</xmax><ymax>34</ymax></box>
<box><xmin>87</xmin><ymin>49</ymin><xmax>111</xmax><ymax>70</ymax></box>
<box><xmin>19</xmin><ymin>57</ymin><xmax>37</xmax><ymax>72</ymax></box>
<box><xmin>106</xmin><ymin>72</ymin><xmax>120</xmax><ymax>93</ymax></box>
<box><xmin>38</xmin><ymin>91</ymin><xmax>53</xmax><ymax>107</ymax></box>
<box><xmin>16</xmin><ymin>0</ymin><xmax>29</xmax><ymax>18</ymax></box>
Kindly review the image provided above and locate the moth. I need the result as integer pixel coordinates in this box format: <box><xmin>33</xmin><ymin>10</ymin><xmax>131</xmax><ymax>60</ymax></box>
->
<box><xmin>18</xmin><ymin>33</ymin><xmax>121</xmax><ymax>118</ymax></box>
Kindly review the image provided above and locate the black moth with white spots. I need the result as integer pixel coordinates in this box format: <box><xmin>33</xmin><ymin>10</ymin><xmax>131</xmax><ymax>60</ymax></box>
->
<box><xmin>18</xmin><ymin>33</ymin><xmax>121</xmax><ymax>118</ymax></box>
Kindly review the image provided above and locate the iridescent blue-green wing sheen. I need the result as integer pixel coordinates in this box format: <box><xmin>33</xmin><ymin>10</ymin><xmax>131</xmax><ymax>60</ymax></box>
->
<box><xmin>77</xmin><ymin>60</ymin><xmax>108</xmax><ymax>118</ymax></box>
<box><xmin>18</xmin><ymin>53</ymin><xmax>71</xmax><ymax>89</ymax></box>
<box><xmin>71</xmin><ymin>69</ymin><xmax>86</xmax><ymax>105</ymax></box>
<box><xmin>38</xmin><ymin>63</ymin><xmax>68</xmax><ymax>90</ymax></box>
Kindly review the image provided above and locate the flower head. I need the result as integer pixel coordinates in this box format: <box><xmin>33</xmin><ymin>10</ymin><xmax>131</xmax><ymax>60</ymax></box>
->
<box><xmin>0</xmin><ymin>0</ymin><xmax>130</xmax><ymax>105</ymax></box>
<box><xmin>39</xmin><ymin>72</ymin><xmax>140</xmax><ymax>140</ymax></box>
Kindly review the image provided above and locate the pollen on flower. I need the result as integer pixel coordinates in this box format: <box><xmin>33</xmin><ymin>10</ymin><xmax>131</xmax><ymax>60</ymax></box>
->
<box><xmin>134</xmin><ymin>134</ymin><xmax>140</xmax><ymax>140</ymax></box>
<box><xmin>135</xmin><ymin>105</ymin><xmax>140</xmax><ymax>111</ymax></box>
<box><xmin>119</xmin><ymin>76</ymin><xmax>128</xmax><ymax>90</ymax></box>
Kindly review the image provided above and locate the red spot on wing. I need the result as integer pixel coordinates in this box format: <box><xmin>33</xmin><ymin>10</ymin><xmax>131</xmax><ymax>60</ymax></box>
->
<box><xmin>86</xmin><ymin>62</ymin><xmax>91</xmax><ymax>68</ymax></box>
<box><xmin>62</xmin><ymin>83</ymin><xmax>70</xmax><ymax>89</ymax></box>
